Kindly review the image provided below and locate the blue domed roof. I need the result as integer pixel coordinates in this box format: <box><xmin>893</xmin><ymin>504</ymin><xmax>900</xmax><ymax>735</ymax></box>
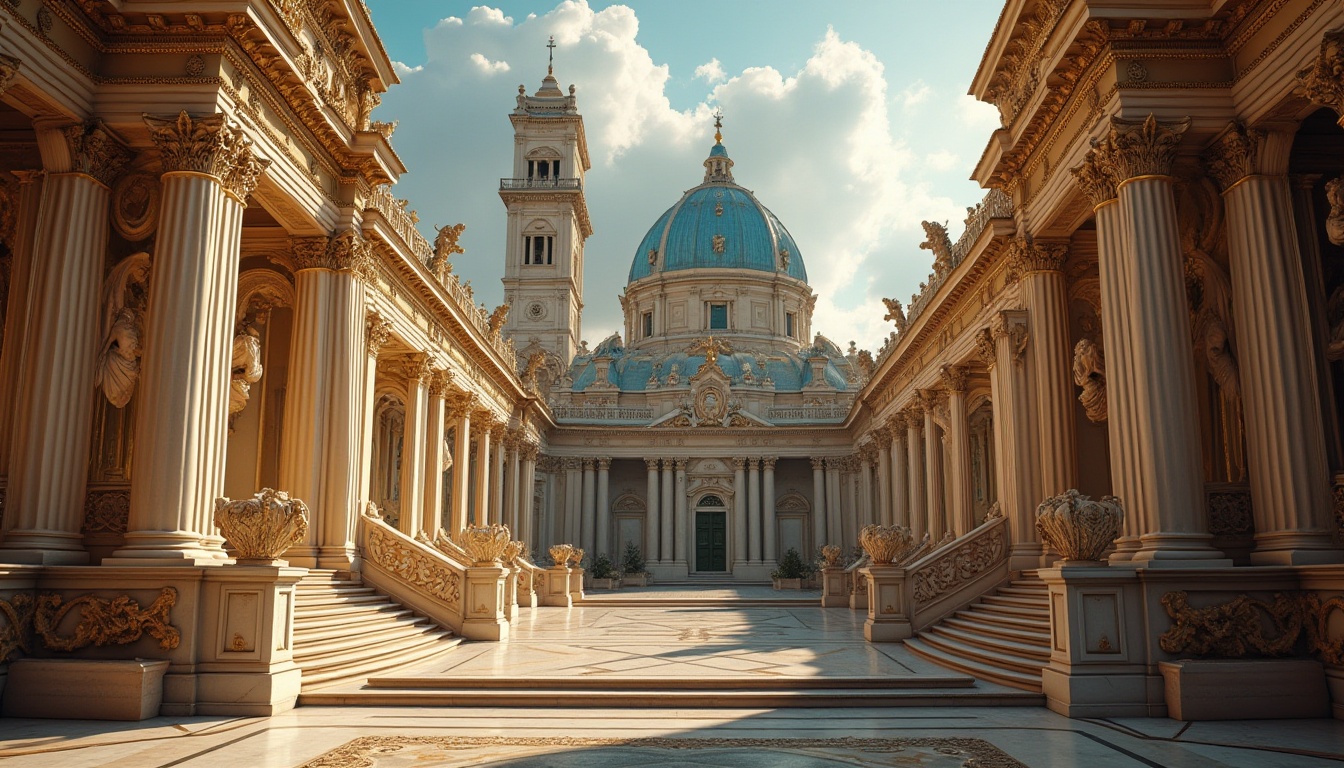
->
<box><xmin>629</xmin><ymin>142</ymin><xmax>807</xmax><ymax>283</ymax></box>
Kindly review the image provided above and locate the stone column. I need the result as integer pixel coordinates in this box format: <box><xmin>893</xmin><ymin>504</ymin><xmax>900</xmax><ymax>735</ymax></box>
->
<box><xmin>1008</xmin><ymin>238</ymin><xmax>1078</xmax><ymax>502</ymax></box>
<box><xmin>905</xmin><ymin>407</ymin><xmax>927</xmax><ymax>541</ymax></box>
<box><xmin>877</xmin><ymin>435</ymin><xmax>893</xmax><ymax>526</ymax></box>
<box><xmin>733</xmin><ymin>458</ymin><xmax>748</xmax><ymax>565</ymax></box>
<box><xmin>811</xmin><ymin>458</ymin><xmax>827</xmax><ymax>551</ymax></box>
<box><xmin>358</xmin><ymin>312</ymin><xmax>392</xmax><ymax>512</ymax></box>
<box><xmin>942</xmin><ymin>366</ymin><xmax>974</xmax><ymax>536</ymax></box>
<box><xmin>397</xmin><ymin>356</ymin><xmax>431</xmax><ymax>538</ymax></box>
<box><xmin>660</xmin><ymin>459</ymin><xmax>674</xmax><ymax>561</ymax></box>
<box><xmin>3</xmin><ymin>124</ymin><xmax>127</xmax><ymax>563</ymax></box>
<box><xmin>825</xmin><ymin>458</ymin><xmax>842</xmax><ymax>546</ymax></box>
<box><xmin>507</xmin><ymin>436</ymin><xmax>522</xmax><ymax>534</ymax></box>
<box><xmin>520</xmin><ymin>444</ymin><xmax>538</xmax><ymax>549</ymax></box>
<box><xmin>490</xmin><ymin>431</ymin><xmax>506</xmax><ymax>525</ymax></box>
<box><xmin>1111</xmin><ymin>115</ymin><xmax>1225</xmax><ymax>565</ymax></box>
<box><xmin>0</xmin><ymin>170</ymin><xmax>45</xmax><ymax>489</ymax></box>
<box><xmin>1072</xmin><ymin>142</ymin><xmax>1143</xmax><ymax>560</ymax></box>
<box><xmin>1289</xmin><ymin>175</ymin><xmax>1343</xmax><ymax>469</ymax></box>
<box><xmin>564</xmin><ymin>459</ymin><xmax>582</xmax><ymax>544</ymax></box>
<box><xmin>277</xmin><ymin>232</ymin><xmax>372</xmax><ymax>568</ymax></box>
<box><xmin>424</xmin><ymin>371</ymin><xmax>449</xmax><ymax>535</ymax></box>
<box><xmin>990</xmin><ymin>311</ymin><xmax>1042</xmax><ymax>567</ymax></box>
<box><xmin>748</xmin><ymin>458</ymin><xmax>762</xmax><ymax>563</ymax></box>
<box><xmin>645</xmin><ymin>458</ymin><xmax>661</xmax><ymax>564</ymax></box>
<box><xmin>763</xmin><ymin>457</ymin><xmax>777</xmax><ymax>563</ymax></box>
<box><xmin>921</xmin><ymin>391</ymin><xmax>946</xmax><ymax>541</ymax></box>
<box><xmin>471</xmin><ymin>411</ymin><xmax>494</xmax><ymax>526</ymax></box>
<box><xmin>580</xmin><ymin>459</ymin><xmax>596</xmax><ymax>553</ymax></box>
<box><xmin>119</xmin><ymin>114</ymin><xmax>266</xmax><ymax>563</ymax></box>
<box><xmin>1205</xmin><ymin>124</ymin><xmax>1341</xmax><ymax>564</ymax></box>
<box><xmin>446</xmin><ymin>391</ymin><xmax>474</xmax><ymax>532</ymax></box>
<box><xmin>596</xmin><ymin>457</ymin><xmax>611</xmax><ymax>555</ymax></box>
<box><xmin>891</xmin><ymin>424</ymin><xmax>909</xmax><ymax>527</ymax></box>
<box><xmin>673</xmin><ymin>459</ymin><xmax>688</xmax><ymax>567</ymax></box>
<box><xmin>860</xmin><ymin>449</ymin><xmax>876</xmax><ymax>529</ymax></box>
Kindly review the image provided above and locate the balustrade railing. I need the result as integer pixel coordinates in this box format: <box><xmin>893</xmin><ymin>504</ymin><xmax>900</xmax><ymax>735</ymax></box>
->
<box><xmin>765</xmin><ymin>404</ymin><xmax>849</xmax><ymax>422</ymax></box>
<box><xmin>907</xmin><ymin>516</ymin><xmax>1010</xmax><ymax>630</ymax></box>
<box><xmin>551</xmin><ymin>405</ymin><xmax>654</xmax><ymax>422</ymax></box>
<box><xmin>358</xmin><ymin>510</ymin><xmax>468</xmax><ymax>635</ymax></box>
<box><xmin>499</xmin><ymin>177</ymin><xmax>582</xmax><ymax>190</ymax></box>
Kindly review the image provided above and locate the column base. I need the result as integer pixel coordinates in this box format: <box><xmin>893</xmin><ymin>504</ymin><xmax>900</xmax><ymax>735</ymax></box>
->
<box><xmin>1108</xmin><ymin>536</ymin><xmax>1142</xmax><ymax>563</ymax></box>
<box><xmin>1042</xmin><ymin>666</ymin><xmax>1164</xmax><ymax>718</ymax></box>
<box><xmin>111</xmin><ymin>531</ymin><xmax>222</xmax><ymax>565</ymax></box>
<box><xmin>317</xmin><ymin>545</ymin><xmax>358</xmax><ymax>570</ymax></box>
<box><xmin>196</xmin><ymin>666</ymin><xmax>301</xmax><ymax>716</ymax></box>
<box><xmin>1133</xmin><ymin>533</ymin><xmax>1231</xmax><ymax>568</ymax></box>
<box><xmin>1249</xmin><ymin>532</ymin><xmax>1344</xmax><ymax>565</ymax></box>
<box><xmin>0</xmin><ymin>541</ymin><xmax>89</xmax><ymax>566</ymax></box>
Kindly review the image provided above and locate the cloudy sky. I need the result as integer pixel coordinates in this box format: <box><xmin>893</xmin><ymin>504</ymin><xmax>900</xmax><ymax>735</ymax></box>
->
<box><xmin>363</xmin><ymin>0</ymin><xmax>1004</xmax><ymax>353</ymax></box>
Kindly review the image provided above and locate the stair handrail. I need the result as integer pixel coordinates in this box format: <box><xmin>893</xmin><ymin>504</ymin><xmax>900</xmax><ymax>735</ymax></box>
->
<box><xmin>431</xmin><ymin>528</ymin><xmax>475</xmax><ymax>569</ymax></box>
<box><xmin>905</xmin><ymin>515</ymin><xmax>1011</xmax><ymax>632</ymax></box>
<box><xmin>357</xmin><ymin>505</ymin><xmax>466</xmax><ymax>634</ymax></box>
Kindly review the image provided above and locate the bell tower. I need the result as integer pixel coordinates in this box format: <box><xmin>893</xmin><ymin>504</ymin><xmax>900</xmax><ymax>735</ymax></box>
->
<box><xmin>499</xmin><ymin>38</ymin><xmax>592</xmax><ymax>368</ymax></box>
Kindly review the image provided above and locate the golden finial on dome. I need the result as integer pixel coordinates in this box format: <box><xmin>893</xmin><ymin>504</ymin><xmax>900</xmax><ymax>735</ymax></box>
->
<box><xmin>713</xmin><ymin>110</ymin><xmax>723</xmax><ymax>145</ymax></box>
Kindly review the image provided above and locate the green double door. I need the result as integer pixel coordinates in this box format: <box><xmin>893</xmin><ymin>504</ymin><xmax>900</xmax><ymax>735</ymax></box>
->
<box><xmin>695</xmin><ymin>511</ymin><xmax>727</xmax><ymax>572</ymax></box>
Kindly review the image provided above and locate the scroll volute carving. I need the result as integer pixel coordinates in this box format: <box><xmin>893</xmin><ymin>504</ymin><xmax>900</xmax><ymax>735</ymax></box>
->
<box><xmin>95</xmin><ymin>252</ymin><xmax>152</xmax><ymax>408</ymax></box>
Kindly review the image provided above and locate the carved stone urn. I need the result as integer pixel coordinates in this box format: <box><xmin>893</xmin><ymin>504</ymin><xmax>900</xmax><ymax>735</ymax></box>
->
<box><xmin>568</xmin><ymin>548</ymin><xmax>586</xmax><ymax>568</ymax></box>
<box><xmin>859</xmin><ymin>524</ymin><xmax>916</xmax><ymax>565</ymax></box>
<box><xmin>451</xmin><ymin>524</ymin><xmax>513</xmax><ymax>566</ymax></box>
<box><xmin>548</xmin><ymin>544</ymin><xmax>574</xmax><ymax>569</ymax></box>
<box><xmin>821</xmin><ymin>544</ymin><xmax>843</xmax><ymax>569</ymax></box>
<box><xmin>1034</xmin><ymin>489</ymin><xmax>1124</xmax><ymax>564</ymax></box>
<box><xmin>213</xmin><ymin>488</ymin><xmax>309</xmax><ymax>565</ymax></box>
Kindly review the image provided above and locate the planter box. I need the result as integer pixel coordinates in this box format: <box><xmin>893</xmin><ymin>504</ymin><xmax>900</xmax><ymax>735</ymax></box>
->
<box><xmin>773</xmin><ymin>578</ymin><xmax>802</xmax><ymax>590</ymax></box>
<box><xmin>1160</xmin><ymin>659</ymin><xmax>1329</xmax><ymax>721</ymax></box>
<box><xmin>2</xmin><ymin>659</ymin><xmax>170</xmax><ymax>720</ymax></box>
<box><xmin>590</xmin><ymin>577</ymin><xmax>621</xmax><ymax>590</ymax></box>
<box><xmin>623</xmin><ymin>573</ymin><xmax>649</xmax><ymax>587</ymax></box>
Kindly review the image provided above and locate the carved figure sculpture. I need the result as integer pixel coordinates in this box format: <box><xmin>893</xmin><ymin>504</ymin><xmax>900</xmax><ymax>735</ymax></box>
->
<box><xmin>1186</xmin><ymin>250</ymin><xmax>1246</xmax><ymax>481</ymax></box>
<box><xmin>1327</xmin><ymin>175</ymin><xmax>1344</xmax><ymax>246</ymax></box>
<box><xmin>95</xmin><ymin>252</ymin><xmax>152</xmax><ymax>407</ymax></box>
<box><xmin>1072</xmin><ymin>338</ymin><xmax>1107</xmax><ymax>423</ymax></box>
<box><xmin>882</xmin><ymin>297</ymin><xmax>908</xmax><ymax>333</ymax></box>
<box><xmin>920</xmin><ymin>220</ymin><xmax>953</xmax><ymax>277</ymax></box>
<box><xmin>429</xmin><ymin>222</ymin><xmax>465</xmax><ymax>280</ymax></box>
<box><xmin>229</xmin><ymin>327</ymin><xmax>264</xmax><ymax>419</ymax></box>
<box><xmin>487</xmin><ymin>303</ymin><xmax>510</xmax><ymax>336</ymax></box>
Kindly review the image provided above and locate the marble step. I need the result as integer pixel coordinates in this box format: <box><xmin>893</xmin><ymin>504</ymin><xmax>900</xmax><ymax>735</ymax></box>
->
<box><xmin>295</xmin><ymin>604</ymin><xmax>420</xmax><ymax>633</ymax></box>
<box><xmin>940</xmin><ymin>616</ymin><xmax>1050</xmax><ymax>646</ymax></box>
<box><xmin>902</xmin><ymin>637</ymin><xmax>1043</xmax><ymax>692</ymax></box>
<box><xmin>295</xmin><ymin>616</ymin><xmax>441</xmax><ymax>658</ymax></box>
<box><xmin>365</xmin><ymin>674</ymin><xmax>976</xmax><ymax>691</ymax></box>
<box><xmin>576</xmin><ymin>597</ymin><xmax>817</xmax><ymax>607</ymax></box>
<box><xmin>997</xmin><ymin>586</ymin><xmax>1047</xmax><ymax>599</ymax></box>
<box><xmin>923</xmin><ymin>624</ymin><xmax>1050</xmax><ymax>664</ymax></box>
<box><xmin>955</xmin><ymin>608</ymin><xmax>1048</xmax><ymax>633</ymax></box>
<box><xmin>295</xmin><ymin>592</ymin><xmax>388</xmax><ymax>608</ymax></box>
<box><xmin>979</xmin><ymin>594</ymin><xmax>1049</xmax><ymax>610</ymax></box>
<box><xmin>972</xmin><ymin>601</ymin><xmax>1049</xmax><ymax>621</ymax></box>
<box><xmin>298</xmin><ymin>686</ymin><xmax>1043</xmax><ymax>709</ymax></box>
<box><xmin>299</xmin><ymin>634</ymin><xmax>464</xmax><ymax>690</ymax></box>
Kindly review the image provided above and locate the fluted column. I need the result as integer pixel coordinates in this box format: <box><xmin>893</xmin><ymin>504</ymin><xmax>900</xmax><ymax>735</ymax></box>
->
<box><xmin>891</xmin><ymin>425</ymin><xmax>909</xmax><ymax>527</ymax></box>
<box><xmin>877</xmin><ymin>435</ymin><xmax>893</xmax><ymax>526</ymax></box>
<box><xmin>861</xmin><ymin>449</ymin><xmax>876</xmax><ymax>528</ymax></box>
<box><xmin>446</xmin><ymin>392</ymin><xmax>474</xmax><ymax>532</ymax></box>
<box><xmin>920</xmin><ymin>391</ymin><xmax>946</xmax><ymax>540</ymax></box>
<box><xmin>397</xmin><ymin>357</ymin><xmax>431</xmax><ymax>538</ymax></box>
<box><xmin>506</xmin><ymin>436</ymin><xmax>522</xmax><ymax>534</ymax></box>
<box><xmin>989</xmin><ymin>311</ymin><xmax>1041</xmax><ymax>566</ymax></box>
<box><xmin>120</xmin><ymin>114</ymin><xmax>267</xmax><ymax>563</ymax></box>
<box><xmin>942</xmin><ymin>366</ymin><xmax>974</xmax><ymax>536</ymax></box>
<box><xmin>763</xmin><ymin>457</ymin><xmax>777</xmax><ymax>562</ymax></box>
<box><xmin>359</xmin><ymin>312</ymin><xmax>392</xmax><ymax>513</ymax></box>
<box><xmin>825</xmin><ymin>458</ymin><xmax>842</xmax><ymax>546</ymax></box>
<box><xmin>490</xmin><ymin>431</ymin><xmax>505</xmax><ymax>525</ymax></box>
<box><xmin>1072</xmin><ymin>143</ymin><xmax>1144</xmax><ymax>560</ymax></box>
<box><xmin>733</xmin><ymin>457</ymin><xmax>748</xmax><ymax>565</ymax></box>
<box><xmin>0</xmin><ymin>170</ymin><xmax>45</xmax><ymax>489</ymax></box>
<box><xmin>472</xmin><ymin>413</ymin><xmax>494</xmax><ymax>526</ymax></box>
<box><xmin>810</xmin><ymin>457</ymin><xmax>827</xmax><ymax>551</ymax></box>
<box><xmin>1111</xmin><ymin>115</ymin><xmax>1225</xmax><ymax>565</ymax></box>
<box><xmin>596</xmin><ymin>457</ymin><xmax>611</xmax><ymax>554</ymax></box>
<box><xmin>424</xmin><ymin>372</ymin><xmax>449</xmax><ymax>535</ymax></box>
<box><xmin>748</xmin><ymin>458</ymin><xmax>762</xmax><ymax>562</ymax></box>
<box><xmin>276</xmin><ymin>233</ymin><xmax>371</xmax><ymax>567</ymax></box>
<box><xmin>660</xmin><ymin>459</ymin><xmax>674</xmax><ymax>561</ymax></box>
<box><xmin>579</xmin><ymin>458</ymin><xmax>596</xmax><ymax>553</ymax></box>
<box><xmin>645</xmin><ymin>458</ymin><xmax>661</xmax><ymax>563</ymax></box>
<box><xmin>1205</xmin><ymin>124</ymin><xmax>1340</xmax><ymax>564</ymax></box>
<box><xmin>564</xmin><ymin>459</ymin><xmax>581</xmax><ymax>544</ymax></box>
<box><xmin>673</xmin><ymin>459</ymin><xmax>688</xmax><ymax>566</ymax></box>
<box><xmin>4</xmin><ymin>123</ymin><xmax>127</xmax><ymax>563</ymax></box>
<box><xmin>519</xmin><ymin>444</ymin><xmax>537</xmax><ymax>549</ymax></box>
<box><xmin>905</xmin><ymin>407</ymin><xmax>927</xmax><ymax>541</ymax></box>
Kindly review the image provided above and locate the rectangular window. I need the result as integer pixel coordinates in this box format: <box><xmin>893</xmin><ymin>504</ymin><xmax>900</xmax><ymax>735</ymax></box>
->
<box><xmin>708</xmin><ymin>302</ymin><xmax>728</xmax><ymax>330</ymax></box>
<box><xmin>785</xmin><ymin>312</ymin><xmax>796</xmax><ymax>338</ymax></box>
<box><xmin>642</xmin><ymin>311</ymin><xmax>654</xmax><ymax>338</ymax></box>
<box><xmin>524</xmin><ymin>235</ymin><xmax>554</xmax><ymax>266</ymax></box>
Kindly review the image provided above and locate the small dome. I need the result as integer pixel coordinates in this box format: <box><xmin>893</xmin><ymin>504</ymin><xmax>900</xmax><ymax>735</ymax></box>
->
<box><xmin>629</xmin><ymin>140</ymin><xmax>806</xmax><ymax>283</ymax></box>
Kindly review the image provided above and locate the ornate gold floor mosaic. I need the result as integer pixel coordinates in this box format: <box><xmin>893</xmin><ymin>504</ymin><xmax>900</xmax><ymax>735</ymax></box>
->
<box><xmin>297</xmin><ymin>735</ymin><xmax>1030</xmax><ymax>768</ymax></box>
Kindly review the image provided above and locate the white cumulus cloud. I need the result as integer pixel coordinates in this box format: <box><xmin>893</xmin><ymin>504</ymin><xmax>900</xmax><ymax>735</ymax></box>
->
<box><xmin>694</xmin><ymin>58</ymin><xmax>726</xmax><ymax>83</ymax></box>
<box><xmin>469</xmin><ymin>53</ymin><xmax>511</xmax><ymax>74</ymax></box>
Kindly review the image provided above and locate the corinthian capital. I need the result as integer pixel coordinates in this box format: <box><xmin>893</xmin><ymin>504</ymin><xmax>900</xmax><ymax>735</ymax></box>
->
<box><xmin>940</xmin><ymin>364</ymin><xmax>970</xmax><ymax>393</ymax></box>
<box><xmin>365</xmin><ymin>309</ymin><xmax>392</xmax><ymax>357</ymax></box>
<box><xmin>1296</xmin><ymin>28</ymin><xmax>1344</xmax><ymax>122</ymax></box>
<box><xmin>144</xmin><ymin>111</ymin><xmax>240</xmax><ymax>178</ymax></box>
<box><xmin>1071</xmin><ymin>136</ymin><xmax>1120</xmax><ymax>207</ymax></box>
<box><xmin>222</xmin><ymin>146</ymin><xmax>271</xmax><ymax>201</ymax></box>
<box><xmin>974</xmin><ymin>328</ymin><xmax>997</xmax><ymax>369</ymax></box>
<box><xmin>1202</xmin><ymin>122</ymin><xmax>1263</xmax><ymax>192</ymax></box>
<box><xmin>45</xmin><ymin>121</ymin><xmax>132</xmax><ymax>187</ymax></box>
<box><xmin>1006</xmin><ymin>237</ymin><xmax>1067</xmax><ymax>281</ymax></box>
<box><xmin>1107</xmin><ymin>114</ymin><xmax>1190</xmax><ymax>180</ymax></box>
<box><xmin>291</xmin><ymin>229</ymin><xmax>377</xmax><ymax>280</ymax></box>
<box><xmin>0</xmin><ymin>54</ymin><xmax>20</xmax><ymax>97</ymax></box>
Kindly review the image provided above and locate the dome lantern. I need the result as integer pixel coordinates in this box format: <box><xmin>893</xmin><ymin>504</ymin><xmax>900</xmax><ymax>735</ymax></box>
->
<box><xmin>703</xmin><ymin>111</ymin><xmax>734</xmax><ymax>184</ymax></box>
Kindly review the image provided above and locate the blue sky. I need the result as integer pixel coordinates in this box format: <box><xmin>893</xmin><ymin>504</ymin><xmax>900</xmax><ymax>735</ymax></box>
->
<box><xmin>362</xmin><ymin>1</ymin><xmax>1005</xmax><ymax>351</ymax></box>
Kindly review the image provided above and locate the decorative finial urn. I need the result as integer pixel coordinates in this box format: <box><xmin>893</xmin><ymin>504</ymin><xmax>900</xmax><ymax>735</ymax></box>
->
<box><xmin>821</xmin><ymin>544</ymin><xmax>843</xmax><ymax>568</ymax></box>
<box><xmin>451</xmin><ymin>524</ymin><xmax>513</xmax><ymax>566</ymax></box>
<box><xmin>859</xmin><ymin>524</ymin><xmax>917</xmax><ymax>565</ymax></box>
<box><xmin>549</xmin><ymin>544</ymin><xmax>574</xmax><ymax>568</ymax></box>
<box><xmin>213</xmin><ymin>488</ymin><xmax>309</xmax><ymax>565</ymax></box>
<box><xmin>1034</xmin><ymin>489</ymin><xmax>1124</xmax><ymax>564</ymax></box>
<box><xmin>569</xmin><ymin>548</ymin><xmax>586</xmax><ymax>568</ymax></box>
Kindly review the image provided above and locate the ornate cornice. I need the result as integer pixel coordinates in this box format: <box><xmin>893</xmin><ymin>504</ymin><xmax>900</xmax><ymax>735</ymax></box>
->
<box><xmin>1071</xmin><ymin>136</ymin><xmax>1120</xmax><ymax>207</ymax></box>
<box><xmin>60</xmin><ymin>122</ymin><xmax>131</xmax><ymax>187</ymax></box>
<box><xmin>0</xmin><ymin>54</ymin><xmax>20</xmax><ymax>96</ymax></box>
<box><xmin>1202</xmin><ymin>122</ymin><xmax>1262</xmax><ymax>192</ymax></box>
<box><xmin>364</xmin><ymin>309</ymin><xmax>392</xmax><ymax>357</ymax></box>
<box><xmin>1296</xmin><ymin>27</ymin><xmax>1344</xmax><ymax>121</ymax></box>
<box><xmin>1108</xmin><ymin>114</ymin><xmax>1190</xmax><ymax>181</ymax></box>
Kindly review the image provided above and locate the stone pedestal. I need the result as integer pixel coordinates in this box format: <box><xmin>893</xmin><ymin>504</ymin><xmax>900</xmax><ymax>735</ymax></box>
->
<box><xmin>196</xmin><ymin>565</ymin><xmax>305</xmax><ymax>716</ymax></box>
<box><xmin>2</xmin><ymin>659</ymin><xmax>169</xmax><ymax>720</ymax></box>
<box><xmin>820</xmin><ymin>566</ymin><xmax>848</xmax><ymax>607</ymax></box>
<box><xmin>860</xmin><ymin>565</ymin><xmax>912</xmax><ymax>642</ymax></box>
<box><xmin>503</xmin><ymin>566</ymin><xmax>519</xmax><ymax>620</ymax></box>
<box><xmin>568</xmin><ymin>566</ymin><xmax>586</xmax><ymax>603</ymax></box>
<box><xmin>1160</xmin><ymin>659</ymin><xmax>1328</xmax><ymax>721</ymax></box>
<box><xmin>1039</xmin><ymin>565</ymin><xmax>1159</xmax><ymax>717</ymax></box>
<box><xmin>461</xmin><ymin>565</ymin><xmax>509</xmax><ymax>641</ymax></box>
<box><xmin>542</xmin><ymin>565</ymin><xmax>572</xmax><ymax>607</ymax></box>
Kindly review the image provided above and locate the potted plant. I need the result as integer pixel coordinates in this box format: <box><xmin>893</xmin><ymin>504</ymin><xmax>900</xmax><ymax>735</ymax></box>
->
<box><xmin>588</xmin><ymin>552</ymin><xmax>622</xmax><ymax>589</ymax></box>
<box><xmin>772</xmin><ymin>547</ymin><xmax>808</xmax><ymax>589</ymax></box>
<box><xmin>620</xmin><ymin>543</ymin><xmax>649</xmax><ymax>587</ymax></box>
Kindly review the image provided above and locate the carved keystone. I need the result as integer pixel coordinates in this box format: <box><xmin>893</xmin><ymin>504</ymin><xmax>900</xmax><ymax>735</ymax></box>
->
<box><xmin>213</xmin><ymin>488</ymin><xmax>309</xmax><ymax>564</ymax></box>
<box><xmin>859</xmin><ymin>524</ymin><xmax>917</xmax><ymax>565</ymax></box>
<box><xmin>451</xmin><ymin>524</ymin><xmax>513</xmax><ymax>566</ymax></box>
<box><xmin>1034</xmin><ymin>489</ymin><xmax>1123</xmax><ymax>564</ymax></box>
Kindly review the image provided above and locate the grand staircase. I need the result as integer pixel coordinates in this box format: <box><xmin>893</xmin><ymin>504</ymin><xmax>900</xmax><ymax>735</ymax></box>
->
<box><xmin>903</xmin><ymin>571</ymin><xmax>1050</xmax><ymax>692</ymax></box>
<box><xmin>293</xmin><ymin>570</ymin><xmax>463</xmax><ymax>692</ymax></box>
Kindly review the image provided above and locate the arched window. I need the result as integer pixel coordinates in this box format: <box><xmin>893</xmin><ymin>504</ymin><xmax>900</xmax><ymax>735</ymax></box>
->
<box><xmin>523</xmin><ymin>219</ymin><xmax>555</xmax><ymax>266</ymax></box>
<box><xmin>698</xmin><ymin>494</ymin><xmax>726</xmax><ymax>507</ymax></box>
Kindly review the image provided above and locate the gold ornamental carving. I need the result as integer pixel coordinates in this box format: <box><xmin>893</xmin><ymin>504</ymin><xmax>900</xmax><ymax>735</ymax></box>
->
<box><xmin>1005</xmin><ymin>237</ymin><xmax>1067</xmax><ymax>280</ymax></box>
<box><xmin>881</xmin><ymin>298</ymin><xmax>907</xmax><ymax>333</ymax></box>
<box><xmin>858</xmin><ymin>524</ymin><xmax>917</xmax><ymax>565</ymax></box>
<box><xmin>1071</xmin><ymin>136</ymin><xmax>1120</xmax><ymax>207</ymax></box>
<box><xmin>291</xmin><ymin>229</ymin><xmax>376</xmax><ymax>279</ymax></box>
<box><xmin>1072</xmin><ymin>339</ymin><xmax>1107</xmax><ymax>424</ymax></box>
<box><xmin>451</xmin><ymin>524</ymin><xmax>513</xmax><ymax>566</ymax></box>
<box><xmin>0</xmin><ymin>593</ymin><xmax>35</xmax><ymax>662</ymax></box>
<box><xmin>0</xmin><ymin>53</ymin><xmax>19</xmax><ymax>97</ymax></box>
<box><xmin>548</xmin><ymin>544</ymin><xmax>574</xmax><ymax>567</ymax></box>
<box><xmin>1296</xmin><ymin>27</ymin><xmax>1344</xmax><ymax>121</ymax></box>
<box><xmin>143</xmin><ymin>111</ymin><xmax>237</xmax><ymax>178</ymax></box>
<box><xmin>939</xmin><ymin>365</ymin><xmax>969</xmax><ymax>393</ymax></box>
<box><xmin>973</xmin><ymin>328</ymin><xmax>996</xmax><ymax>369</ymax></box>
<box><xmin>570</xmin><ymin>548</ymin><xmax>586</xmax><ymax>567</ymax></box>
<box><xmin>820</xmin><ymin>544</ymin><xmax>843</xmax><ymax>568</ymax></box>
<box><xmin>365</xmin><ymin>524</ymin><xmax>462</xmax><ymax>603</ymax></box>
<box><xmin>34</xmin><ymin>587</ymin><xmax>180</xmax><ymax>652</ymax></box>
<box><xmin>1202</xmin><ymin>123</ymin><xmax>1262</xmax><ymax>192</ymax></box>
<box><xmin>1162</xmin><ymin>591</ymin><xmax>1344</xmax><ymax>665</ymax></box>
<box><xmin>61</xmin><ymin>121</ymin><xmax>132</xmax><ymax>187</ymax></box>
<box><xmin>82</xmin><ymin>489</ymin><xmax>131</xmax><ymax>534</ymax></box>
<box><xmin>111</xmin><ymin>172</ymin><xmax>160</xmax><ymax>241</ymax></box>
<box><xmin>429</xmin><ymin>223</ymin><xmax>465</xmax><ymax>281</ymax></box>
<box><xmin>213</xmin><ymin>488</ymin><xmax>310</xmax><ymax>563</ymax></box>
<box><xmin>1107</xmin><ymin>114</ymin><xmax>1190</xmax><ymax>181</ymax></box>
<box><xmin>1034</xmin><ymin>489</ymin><xmax>1123</xmax><ymax>563</ymax></box>
<box><xmin>365</xmin><ymin>310</ymin><xmax>392</xmax><ymax>357</ymax></box>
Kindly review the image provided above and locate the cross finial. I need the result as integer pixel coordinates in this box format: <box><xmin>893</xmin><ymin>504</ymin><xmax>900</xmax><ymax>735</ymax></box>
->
<box><xmin>547</xmin><ymin>35</ymin><xmax>556</xmax><ymax>74</ymax></box>
<box><xmin>713</xmin><ymin>110</ymin><xmax>724</xmax><ymax>145</ymax></box>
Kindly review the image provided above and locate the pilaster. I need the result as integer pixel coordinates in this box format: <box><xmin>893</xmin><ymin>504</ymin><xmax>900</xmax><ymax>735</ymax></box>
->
<box><xmin>471</xmin><ymin>410</ymin><xmax>495</xmax><ymax>527</ymax></box>
<box><xmin>0</xmin><ymin>170</ymin><xmax>44</xmax><ymax>491</ymax></box>
<box><xmin>904</xmin><ymin>407</ymin><xmax>927</xmax><ymax>542</ymax></box>
<box><xmin>990</xmin><ymin>310</ymin><xmax>1041</xmax><ymax>568</ymax></box>
<box><xmin>580</xmin><ymin>458</ymin><xmax>596</xmax><ymax>554</ymax></box>
<box><xmin>445</xmin><ymin>390</ymin><xmax>475</xmax><ymax>532</ymax></box>
<box><xmin>748</xmin><ymin>458</ymin><xmax>762</xmax><ymax>563</ymax></box>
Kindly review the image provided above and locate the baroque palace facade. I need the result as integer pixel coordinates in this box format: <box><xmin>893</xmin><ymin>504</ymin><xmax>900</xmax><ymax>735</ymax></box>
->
<box><xmin>0</xmin><ymin>0</ymin><xmax>1340</xmax><ymax>723</ymax></box>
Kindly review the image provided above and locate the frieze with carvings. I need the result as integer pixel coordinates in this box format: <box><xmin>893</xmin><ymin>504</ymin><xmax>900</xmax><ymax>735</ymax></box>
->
<box><xmin>365</xmin><ymin>523</ymin><xmax>462</xmax><ymax>604</ymax></box>
<box><xmin>1159</xmin><ymin>590</ymin><xmax>1344</xmax><ymax>665</ymax></box>
<box><xmin>0</xmin><ymin>593</ymin><xmax>34</xmax><ymax>663</ymax></box>
<box><xmin>82</xmin><ymin>489</ymin><xmax>130</xmax><ymax>535</ymax></box>
<box><xmin>1206</xmin><ymin>487</ymin><xmax>1254</xmax><ymax>537</ymax></box>
<box><xmin>34</xmin><ymin>588</ymin><xmax>180</xmax><ymax>652</ymax></box>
